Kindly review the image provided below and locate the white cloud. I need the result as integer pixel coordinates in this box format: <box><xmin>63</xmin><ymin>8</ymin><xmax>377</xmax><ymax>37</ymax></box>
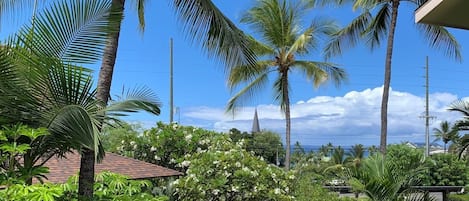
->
<box><xmin>181</xmin><ymin>86</ymin><xmax>465</xmax><ymax>146</ymax></box>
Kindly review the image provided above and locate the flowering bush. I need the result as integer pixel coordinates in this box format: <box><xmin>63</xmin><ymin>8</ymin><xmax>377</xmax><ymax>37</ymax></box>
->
<box><xmin>117</xmin><ymin>122</ymin><xmax>229</xmax><ymax>172</ymax></box>
<box><xmin>173</xmin><ymin>140</ymin><xmax>295</xmax><ymax>200</ymax></box>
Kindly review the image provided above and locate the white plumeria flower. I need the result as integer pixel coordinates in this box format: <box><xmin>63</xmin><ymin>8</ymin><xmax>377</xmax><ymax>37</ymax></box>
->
<box><xmin>274</xmin><ymin>188</ymin><xmax>281</xmax><ymax>194</ymax></box>
<box><xmin>181</xmin><ymin>160</ymin><xmax>191</xmax><ymax>167</ymax></box>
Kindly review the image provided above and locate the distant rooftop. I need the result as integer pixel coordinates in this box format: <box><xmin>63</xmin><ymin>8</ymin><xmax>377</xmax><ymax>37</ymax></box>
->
<box><xmin>39</xmin><ymin>152</ymin><xmax>182</xmax><ymax>183</ymax></box>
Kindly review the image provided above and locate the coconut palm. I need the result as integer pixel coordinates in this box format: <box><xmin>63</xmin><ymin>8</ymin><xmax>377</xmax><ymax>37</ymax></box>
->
<box><xmin>432</xmin><ymin>121</ymin><xmax>458</xmax><ymax>153</ymax></box>
<box><xmin>226</xmin><ymin>0</ymin><xmax>347</xmax><ymax>170</ymax></box>
<box><xmin>322</xmin><ymin>0</ymin><xmax>461</xmax><ymax>155</ymax></box>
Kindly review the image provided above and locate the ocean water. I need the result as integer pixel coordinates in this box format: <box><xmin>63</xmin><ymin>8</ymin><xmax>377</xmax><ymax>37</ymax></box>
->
<box><xmin>294</xmin><ymin>145</ymin><xmax>373</xmax><ymax>156</ymax></box>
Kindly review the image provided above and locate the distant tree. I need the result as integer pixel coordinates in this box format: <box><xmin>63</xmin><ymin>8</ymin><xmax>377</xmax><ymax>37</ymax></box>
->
<box><xmin>101</xmin><ymin>123</ymin><xmax>143</xmax><ymax>152</ymax></box>
<box><xmin>346</xmin><ymin>144</ymin><xmax>365</xmax><ymax>168</ymax></box>
<box><xmin>433</xmin><ymin>121</ymin><xmax>459</xmax><ymax>153</ymax></box>
<box><xmin>228</xmin><ymin>128</ymin><xmax>251</xmax><ymax>143</ymax></box>
<box><xmin>226</xmin><ymin>0</ymin><xmax>347</xmax><ymax>170</ymax></box>
<box><xmin>247</xmin><ymin>131</ymin><xmax>283</xmax><ymax>165</ymax></box>
<box><xmin>367</xmin><ymin>145</ymin><xmax>379</xmax><ymax>156</ymax></box>
<box><xmin>291</xmin><ymin>141</ymin><xmax>306</xmax><ymax>166</ymax></box>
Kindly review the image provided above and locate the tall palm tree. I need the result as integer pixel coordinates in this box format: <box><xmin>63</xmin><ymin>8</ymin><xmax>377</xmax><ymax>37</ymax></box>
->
<box><xmin>226</xmin><ymin>0</ymin><xmax>347</xmax><ymax>170</ymax></box>
<box><xmin>432</xmin><ymin>121</ymin><xmax>458</xmax><ymax>153</ymax></box>
<box><xmin>322</xmin><ymin>0</ymin><xmax>461</xmax><ymax>155</ymax></box>
<box><xmin>95</xmin><ymin>0</ymin><xmax>257</xmax><ymax>196</ymax></box>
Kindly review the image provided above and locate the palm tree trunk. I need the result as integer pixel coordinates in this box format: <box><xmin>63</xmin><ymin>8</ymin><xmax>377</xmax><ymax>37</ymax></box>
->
<box><xmin>282</xmin><ymin>72</ymin><xmax>291</xmax><ymax>170</ymax></box>
<box><xmin>444</xmin><ymin>143</ymin><xmax>447</xmax><ymax>154</ymax></box>
<box><xmin>78</xmin><ymin>149</ymin><xmax>95</xmax><ymax>200</ymax></box>
<box><xmin>78</xmin><ymin>0</ymin><xmax>125</xmax><ymax>200</ymax></box>
<box><xmin>380</xmin><ymin>0</ymin><xmax>399</xmax><ymax>156</ymax></box>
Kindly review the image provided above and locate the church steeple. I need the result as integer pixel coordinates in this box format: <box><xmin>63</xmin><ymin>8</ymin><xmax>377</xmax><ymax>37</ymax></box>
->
<box><xmin>252</xmin><ymin>108</ymin><xmax>260</xmax><ymax>133</ymax></box>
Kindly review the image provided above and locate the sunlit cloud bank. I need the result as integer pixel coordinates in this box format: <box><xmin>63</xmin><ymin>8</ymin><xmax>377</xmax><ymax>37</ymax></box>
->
<box><xmin>181</xmin><ymin>86</ymin><xmax>466</xmax><ymax>146</ymax></box>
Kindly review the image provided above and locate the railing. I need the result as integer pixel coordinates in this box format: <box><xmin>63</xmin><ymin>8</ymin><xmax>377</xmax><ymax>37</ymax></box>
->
<box><xmin>324</xmin><ymin>186</ymin><xmax>465</xmax><ymax>201</ymax></box>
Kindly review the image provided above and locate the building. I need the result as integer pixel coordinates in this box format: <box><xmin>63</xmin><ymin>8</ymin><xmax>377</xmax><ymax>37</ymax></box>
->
<box><xmin>415</xmin><ymin>0</ymin><xmax>469</xmax><ymax>30</ymax></box>
<box><xmin>252</xmin><ymin>108</ymin><xmax>261</xmax><ymax>133</ymax></box>
<box><xmin>39</xmin><ymin>152</ymin><xmax>182</xmax><ymax>183</ymax></box>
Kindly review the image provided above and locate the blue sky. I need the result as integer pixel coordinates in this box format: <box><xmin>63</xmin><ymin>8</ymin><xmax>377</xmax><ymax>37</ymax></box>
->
<box><xmin>4</xmin><ymin>1</ymin><xmax>469</xmax><ymax>146</ymax></box>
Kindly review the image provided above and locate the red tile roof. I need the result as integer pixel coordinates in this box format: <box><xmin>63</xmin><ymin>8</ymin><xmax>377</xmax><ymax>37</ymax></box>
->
<box><xmin>41</xmin><ymin>152</ymin><xmax>182</xmax><ymax>183</ymax></box>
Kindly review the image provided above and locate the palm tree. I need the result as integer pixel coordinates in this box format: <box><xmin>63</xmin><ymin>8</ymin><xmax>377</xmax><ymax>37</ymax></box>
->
<box><xmin>432</xmin><ymin>121</ymin><xmax>458</xmax><ymax>153</ymax></box>
<box><xmin>226</xmin><ymin>0</ymin><xmax>347</xmax><ymax>170</ymax></box>
<box><xmin>347</xmin><ymin>153</ymin><xmax>435</xmax><ymax>201</ymax></box>
<box><xmin>96</xmin><ymin>0</ymin><xmax>257</xmax><ymax>196</ymax></box>
<box><xmin>346</xmin><ymin>144</ymin><xmax>365</xmax><ymax>168</ymax></box>
<box><xmin>448</xmin><ymin>100</ymin><xmax>469</xmax><ymax>158</ymax></box>
<box><xmin>1</xmin><ymin>1</ymin><xmax>160</xmax><ymax>200</ymax></box>
<box><xmin>322</xmin><ymin>0</ymin><xmax>461</xmax><ymax>155</ymax></box>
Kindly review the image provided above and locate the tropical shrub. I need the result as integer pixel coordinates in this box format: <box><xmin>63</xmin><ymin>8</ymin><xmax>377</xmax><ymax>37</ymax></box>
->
<box><xmin>173</xmin><ymin>140</ymin><xmax>295</xmax><ymax>200</ymax></box>
<box><xmin>0</xmin><ymin>124</ymin><xmax>50</xmax><ymax>185</ymax></box>
<box><xmin>421</xmin><ymin>154</ymin><xmax>469</xmax><ymax>186</ymax></box>
<box><xmin>117</xmin><ymin>122</ymin><xmax>226</xmax><ymax>172</ymax></box>
<box><xmin>347</xmin><ymin>154</ymin><xmax>434</xmax><ymax>201</ymax></box>
<box><xmin>0</xmin><ymin>171</ymin><xmax>168</xmax><ymax>201</ymax></box>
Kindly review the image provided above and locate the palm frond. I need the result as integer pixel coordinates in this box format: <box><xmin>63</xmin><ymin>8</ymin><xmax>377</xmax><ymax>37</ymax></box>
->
<box><xmin>106</xmin><ymin>87</ymin><xmax>161</xmax><ymax>117</ymax></box>
<box><xmin>323</xmin><ymin>11</ymin><xmax>372</xmax><ymax>59</ymax></box>
<box><xmin>0</xmin><ymin>0</ymin><xmax>34</xmax><ymax>28</ymax></box>
<box><xmin>227</xmin><ymin>61</ymin><xmax>272</xmax><ymax>90</ymax></box>
<box><xmin>171</xmin><ymin>0</ymin><xmax>256</xmax><ymax>69</ymax></box>
<box><xmin>241</xmin><ymin>0</ymin><xmax>301</xmax><ymax>48</ymax></box>
<box><xmin>293</xmin><ymin>60</ymin><xmax>347</xmax><ymax>87</ymax></box>
<box><xmin>288</xmin><ymin>16</ymin><xmax>338</xmax><ymax>57</ymax></box>
<box><xmin>226</xmin><ymin>71</ymin><xmax>270</xmax><ymax>114</ymax></box>
<box><xmin>15</xmin><ymin>0</ymin><xmax>121</xmax><ymax>64</ymax></box>
<box><xmin>417</xmin><ymin>23</ymin><xmax>462</xmax><ymax>62</ymax></box>
<box><xmin>273</xmin><ymin>74</ymin><xmax>290</xmax><ymax>112</ymax></box>
<box><xmin>134</xmin><ymin>0</ymin><xmax>147</xmax><ymax>33</ymax></box>
<box><xmin>448</xmin><ymin>100</ymin><xmax>469</xmax><ymax>117</ymax></box>
<box><xmin>363</xmin><ymin>2</ymin><xmax>391</xmax><ymax>50</ymax></box>
<box><xmin>246</xmin><ymin>35</ymin><xmax>275</xmax><ymax>56</ymax></box>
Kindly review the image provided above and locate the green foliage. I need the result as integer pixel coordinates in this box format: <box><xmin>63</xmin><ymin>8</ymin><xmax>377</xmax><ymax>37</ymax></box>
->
<box><xmin>228</xmin><ymin>128</ymin><xmax>284</xmax><ymax>165</ymax></box>
<box><xmin>346</xmin><ymin>153</ymin><xmax>436</xmax><ymax>201</ymax></box>
<box><xmin>0</xmin><ymin>183</ymin><xmax>64</xmax><ymax>201</ymax></box>
<box><xmin>387</xmin><ymin>144</ymin><xmax>425</xmax><ymax>172</ymax></box>
<box><xmin>101</xmin><ymin>123</ymin><xmax>142</xmax><ymax>152</ymax></box>
<box><xmin>173</xmin><ymin>140</ymin><xmax>295</xmax><ymax>201</ymax></box>
<box><xmin>421</xmin><ymin>154</ymin><xmax>469</xmax><ymax>186</ymax></box>
<box><xmin>0</xmin><ymin>171</ymin><xmax>168</xmax><ymax>201</ymax></box>
<box><xmin>449</xmin><ymin>193</ymin><xmax>469</xmax><ymax>201</ymax></box>
<box><xmin>0</xmin><ymin>124</ymin><xmax>50</xmax><ymax>185</ymax></box>
<box><xmin>247</xmin><ymin>130</ymin><xmax>284</xmax><ymax>165</ymax></box>
<box><xmin>116</xmin><ymin>122</ymin><xmax>226</xmax><ymax>172</ymax></box>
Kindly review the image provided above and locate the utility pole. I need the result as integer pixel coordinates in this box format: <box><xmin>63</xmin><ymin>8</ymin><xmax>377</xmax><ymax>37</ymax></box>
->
<box><xmin>420</xmin><ymin>56</ymin><xmax>436</xmax><ymax>158</ymax></box>
<box><xmin>169</xmin><ymin>38</ymin><xmax>174</xmax><ymax>123</ymax></box>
